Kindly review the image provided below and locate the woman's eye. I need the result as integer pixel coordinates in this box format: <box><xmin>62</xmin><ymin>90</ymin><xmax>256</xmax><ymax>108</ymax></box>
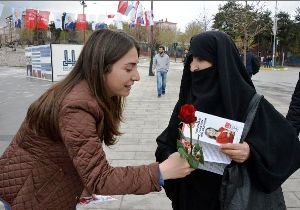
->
<box><xmin>126</xmin><ymin>68</ymin><xmax>132</xmax><ymax>72</ymax></box>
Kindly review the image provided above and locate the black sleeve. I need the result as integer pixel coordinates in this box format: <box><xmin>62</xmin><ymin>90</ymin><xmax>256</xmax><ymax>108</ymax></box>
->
<box><xmin>155</xmin><ymin>102</ymin><xmax>181</xmax><ymax>200</ymax></box>
<box><xmin>155</xmin><ymin>102</ymin><xmax>180</xmax><ymax>162</ymax></box>
<box><xmin>246</xmin><ymin>99</ymin><xmax>300</xmax><ymax>193</ymax></box>
<box><xmin>286</xmin><ymin>73</ymin><xmax>300</xmax><ymax>135</ymax></box>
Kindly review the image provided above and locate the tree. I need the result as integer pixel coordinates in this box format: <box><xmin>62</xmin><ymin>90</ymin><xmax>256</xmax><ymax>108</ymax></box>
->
<box><xmin>276</xmin><ymin>12</ymin><xmax>293</xmax><ymax>63</ymax></box>
<box><xmin>252</xmin><ymin>10</ymin><xmax>273</xmax><ymax>56</ymax></box>
<box><xmin>213</xmin><ymin>1</ymin><xmax>241</xmax><ymax>38</ymax></box>
<box><xmin>184</xmin><ymin>20</ymin><xmax>204</xmax><ymax>44</ymax></box>
<box><xmin>292</xmin><ymin>7</ymin><xmax>300</xmax><ymax>56</ymax></box>
<box><xmin>156</xmin><ymin>26</ymin><xmax>177</xmax><ymax>51</ymax></box>
<box><xmin>49</xmin><ymin>21</ymin><xmax>61</xmax><ymax>43</ymax></box>
<box><xmin>295</xmin><ymin>7</ymin><xmax>300</xmax><ymax>23</ymax></box>
<box><xmin>213</xmin><ymin>1</ymin><xmax>270</xmax><ymax>65</ymax></box>
<box><xmin>176</xmin><ymin>32</ymin><xmax>188</xmax><ymax>51</ymax></box>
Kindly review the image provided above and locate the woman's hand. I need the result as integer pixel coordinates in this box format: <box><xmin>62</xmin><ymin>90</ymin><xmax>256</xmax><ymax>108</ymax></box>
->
<box><xmin>159</xmin><ymin>152</ymin><xmax>194</xmax><ymax>180</ymax></box>
<box><xmin>219</xmin><ymin>142</ymin><xmax>250</xmax><ymax>163</ymax></box>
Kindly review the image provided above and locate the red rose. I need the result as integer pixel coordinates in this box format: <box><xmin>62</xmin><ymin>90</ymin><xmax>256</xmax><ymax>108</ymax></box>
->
<box><xmin>179</xmin><ymin>104</ymin><xmax>197</xmax><ymax>124</ymax></box>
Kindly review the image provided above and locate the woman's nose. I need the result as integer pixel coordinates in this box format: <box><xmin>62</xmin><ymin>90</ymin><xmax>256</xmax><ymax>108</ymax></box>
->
<box><xmin>132</xmin><ymin>70</ymin><xmax>140</xmax><ymax>81</ymax></box>
<box><xmin>190</xmin><ymin>61</ymin><xmax>196</xmax><ymax>72</ymax></box>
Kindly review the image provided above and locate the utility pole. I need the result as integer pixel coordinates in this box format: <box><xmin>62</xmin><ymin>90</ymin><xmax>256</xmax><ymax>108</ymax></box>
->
<box><xmin>272</xmin><ymin>0</ymin><xmax>278</xmax><ymax>67</ymax></box>
<box><xmin>148</xmin><ymin>0</ymin><xmax>155</xmax><ymax>76</ymax></box>
<box><xmin>203</xmin><ymin>4</ymin><xmax>207</xmax><ymax>31</ymax></box>
<box><xmin>7</xmin><ymin>16</ymin><xmax>12</xmax><ymax>44</ymax></box>
<box><xmin>80</xmin><ymin>1</ymin><xmax>87</xmax><ymax>43</ymax></box>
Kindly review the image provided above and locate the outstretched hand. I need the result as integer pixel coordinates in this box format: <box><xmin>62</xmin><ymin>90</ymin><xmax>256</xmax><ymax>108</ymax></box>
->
<box><xmin>159</xmin><ymin>152</ymin><xmax>194</xmax><ymax>180</ymax></box>
<box><xmin>219</xmin><ymin>142</ymin><xmax>250</xmax><ymax>163</ymax></box>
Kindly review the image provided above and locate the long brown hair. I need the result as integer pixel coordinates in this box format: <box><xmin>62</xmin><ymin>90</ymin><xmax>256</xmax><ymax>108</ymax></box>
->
<box><xmin>26</xmin><ymin>29</ymin><xmax>140</xmax><ymax>146</ymax></box>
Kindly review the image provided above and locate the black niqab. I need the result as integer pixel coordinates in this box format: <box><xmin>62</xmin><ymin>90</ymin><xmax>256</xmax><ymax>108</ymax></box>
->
<box><xmin>181</xmin><ymin>31</ymin><xmax>255</xmax><ymax>121</ymax></box>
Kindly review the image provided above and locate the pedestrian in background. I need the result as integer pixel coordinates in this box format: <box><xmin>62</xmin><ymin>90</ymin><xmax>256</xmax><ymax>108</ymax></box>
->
<box><xmin>0</xmin><ymin>30</ymin><xmax>193</xmax><ymax>210</ymax></box>
<box><xmin>286</xmin><ymin>72</ymin><xmax>300</xmax><ymax>135</ymax></box>
<box><xmin>240</xmin><ymin>50</ymin><xmax>260</xmax><ymax>78</ymax></box>
<box><xmin>182</xmin><ymin>48</ymin><xmax>189</xmax><ymax>65</ymax></box>
<box><xmin>153</xmin><ymin>46</ymin><xmax>170</xmax><ymax>97</ymax></box>
<box><xmin>266</xmin><ymin>54</ymin><xmax>272</xmax><ymax>68</ymax></box>
<box><xmin>155</xmin><ymin>31</ymin><xmax>300</xmax><ymax>210</ymax></box>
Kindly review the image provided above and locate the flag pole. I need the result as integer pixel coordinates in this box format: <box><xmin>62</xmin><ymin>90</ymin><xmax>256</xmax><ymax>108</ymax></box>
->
<box><xmin>272</xmin><ymin>0</ymin><xmax>278</xmax><ymax>67</ymax></box>
<box><xmin>148</xmin><ymin>0</ymin><xmax>155</xmax><ymax>76</ymax></box>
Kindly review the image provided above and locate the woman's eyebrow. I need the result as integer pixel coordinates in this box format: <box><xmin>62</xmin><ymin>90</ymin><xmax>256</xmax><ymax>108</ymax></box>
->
<box><xmin>126</xmin><ymin>62</ymin><xmax>138</xmax><ymax>66</ymax></box>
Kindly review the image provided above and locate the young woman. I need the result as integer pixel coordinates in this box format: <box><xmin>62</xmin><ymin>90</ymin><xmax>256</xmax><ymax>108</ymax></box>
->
<box><xmin>156</xmin><ymin>31</ymin><xmax>300</xmax><ymax>210</ymax></box>
<box><xmin>0</xmin><ymin>30</ymin><xmax>193</xmax><ymax>210</ymax></box>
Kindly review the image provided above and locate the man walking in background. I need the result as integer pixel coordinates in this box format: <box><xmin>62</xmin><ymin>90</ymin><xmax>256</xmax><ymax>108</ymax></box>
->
<box><xmin>182</xmin><ymin>48</ymin><xmax>189</xmax><ymax>66</ymax></box>
<box><xmin>153</xmin><ymin>46</ymin><xmax>170</xmax><ymax>97</ymax></box>
<box><xmin>240</xmin><ymin>50</ymin><xmax>260</xmax><ymax>78</ymax></box>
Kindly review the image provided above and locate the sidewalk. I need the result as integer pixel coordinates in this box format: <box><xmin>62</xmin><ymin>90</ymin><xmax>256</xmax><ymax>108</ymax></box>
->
<box><xmin>0</xmin><ymin>62</ymin><xmax>300</xmax><ymax>210</ymax></box>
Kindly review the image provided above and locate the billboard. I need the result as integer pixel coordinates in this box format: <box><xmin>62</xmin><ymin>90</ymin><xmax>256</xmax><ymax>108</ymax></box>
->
<box><xmin>25</xmin><ymin>44</ymin><xmax>83</xmax><ymax>82</ymax></box>
<box><xmin>25</xmin><ymin>44</ymin><xmax>52</xmax><ymax>81</ymax></box>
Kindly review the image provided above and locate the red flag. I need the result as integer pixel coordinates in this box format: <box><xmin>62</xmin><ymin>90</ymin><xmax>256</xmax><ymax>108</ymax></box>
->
<box><xmin>144</xmin><ymin>11</ymin><xmax>149</xmax><ymax>27</ymax></box>
<box><xmin>25</xmin><ymin>9</ymin><xmax>37</xmax><ymax>29</ymax></box>
<box><xmin>76</xmin><ymin>14</ymin><xmax>87</xmax><ymax>30</ymax></box>
<box><xmin>107</xmin><ymin>14</ymin><xmax>115</xmax><ymax>18</ymax></box>
<box><xmin>117</xmin><ymin>0</ymin><xmax>128</xmax><ymax>15</ymax></box>
<box><xmin>37</xmin><ymin>11</ymin><xmax>50</xmax><ymax>29</ymax></box>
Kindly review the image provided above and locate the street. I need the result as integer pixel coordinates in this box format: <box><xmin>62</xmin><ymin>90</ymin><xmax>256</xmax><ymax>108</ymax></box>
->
<box><xmin>0</xmin><ymin>61</ymin><xmax>300</xmax><ymax>209</ymax></box>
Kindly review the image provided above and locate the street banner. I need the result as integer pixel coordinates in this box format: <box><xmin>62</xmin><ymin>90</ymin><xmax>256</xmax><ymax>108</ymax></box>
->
<box><xmin>52</xmin><ymin>12</ymin><xmax>62</xmax><ymax>29</ymax></box>
<box><xmin>25</xmin><ymin>9</ymin><xmax>37</xmax><ymax>29</ymax></box>
<box><xmin>12</xmin><ymin>8</ymin><xmax>23</xmax><ymax>28</ymax></box>
<box><xmin>76</xmin><ymin>14</ymin><xmax>87</xmax><ymax>30</ymax></box>
<box><xmin>64</xmin><ymin>13</ymin><xmax>76</xmax><ymax>30</ymax></box>
<box><xmin>0</xmin><ymin>4</ymin><xmax>3</xmax><ymax>18</ymax></box>
<box><xmin>117</xmin><ymin>0</ymin><xmax>128</xmax><ymax>15</ymax></box>
<box><xmin>135</xmin><ymin>1</ymin><xmax>144</xmax><ymax>25</ymax></box>
<box><xmin>144</xmin><ymin>11</ymin><xmax>153</xmax><ymax>27</ymax></box>
<box><xmin>37</xmin><ymin>10</ymin><xmax>50</xmax><ymax>29</ymax></box>
<box><xmin>124</xmin><ymin>2</ymin><xmax>134</xmax><ymax>16</ymax></box>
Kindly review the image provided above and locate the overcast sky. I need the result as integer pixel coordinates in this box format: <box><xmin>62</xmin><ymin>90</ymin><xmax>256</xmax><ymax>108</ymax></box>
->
<box><xmin>1</xmin><ymin>1</ymin><xmax>300</xmax><ymax>32</ymax></box>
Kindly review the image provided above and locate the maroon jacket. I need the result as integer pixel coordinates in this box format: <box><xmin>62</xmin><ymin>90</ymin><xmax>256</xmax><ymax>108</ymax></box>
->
<box><xmin>0</xmin><ymin>80</ymin><xmax>161</xmax><ymax>210</ymax></box>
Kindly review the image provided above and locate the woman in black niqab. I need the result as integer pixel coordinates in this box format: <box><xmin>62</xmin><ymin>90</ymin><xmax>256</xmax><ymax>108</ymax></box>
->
<box><xmin>155</xmin><ymin>31</ymin><xmax>300</xmax><ymax>210</ymax></box>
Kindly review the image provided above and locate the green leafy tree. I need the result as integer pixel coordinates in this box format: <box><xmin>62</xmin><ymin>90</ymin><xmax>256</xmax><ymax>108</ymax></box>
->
<box><xmin>292</xmin><ymin>7</ymin><xmax>300</xmax><ymax>56</ymax></box>
<box><xmin>253</xmin><ymin>10</ymin><xmax>273</xmax><ymax>56</ymax></box>
<box><xmin>213</xmin><ymin>1</ymin><xmax>269</xmax><ymax>65</ymax></box>
<box><xmin>276</xmin><ymin>12</ymin><xmax>293</xmax><ymax>63</ymax></box>
<box><xmin>213</xmin><ymin>1</ymin><xmax>241</xmax><ymax>38</ymax></box>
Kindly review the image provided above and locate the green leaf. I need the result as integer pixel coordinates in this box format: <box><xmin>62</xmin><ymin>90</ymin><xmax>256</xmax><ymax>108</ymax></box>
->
<box><xmin>178</xmin><ymin>128</ymin><xmax>185</xmax><ymax>139</ymax></box>
<box><xmin>187</xmin><ymin>155</ymin><xmax>200</xmax><ymax>169</ymax></box>
<box><xmin>177</xmin><ymin>140</ymin><xmax>201</xmax><ymax>169</ymax></box>
<box><xmin>178</xmin><ymin>147</ymin><xmax>189</xmax><ymax>160</ymax></box>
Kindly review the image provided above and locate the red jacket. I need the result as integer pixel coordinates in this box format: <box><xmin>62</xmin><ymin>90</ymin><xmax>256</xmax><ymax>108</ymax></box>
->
<box><xmin>0</xmin><ymin>80</ymin><xmax>160</xmax><ymax>210</ymax></box>
<box><xmin>216</xmin><ymin>127</ymin><xmax>234</xmax><ymax>144</ymax></box>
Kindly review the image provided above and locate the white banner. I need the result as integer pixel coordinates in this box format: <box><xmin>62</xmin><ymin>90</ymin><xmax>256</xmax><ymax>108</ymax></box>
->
<box><xmin>51</xmin><ymin>44</ymin><xmax>83</xmax><ymax>82</ymax></box>
<box><xmin>0</xmin><ymin>4</ymin><xmax>4</xmax><ymax>20</ymax></box>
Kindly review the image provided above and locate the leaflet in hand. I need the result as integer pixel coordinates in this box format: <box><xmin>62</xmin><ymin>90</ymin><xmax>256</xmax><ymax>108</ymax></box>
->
<box><xmin>182</xmin><ymin>111</ymin><xmax>244</xmax><ymax>174</ymax></box>
<box><xmin>77</xmin><ymin>195</ymin><xmax>117</xmax><ymax>207</ymax></box>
